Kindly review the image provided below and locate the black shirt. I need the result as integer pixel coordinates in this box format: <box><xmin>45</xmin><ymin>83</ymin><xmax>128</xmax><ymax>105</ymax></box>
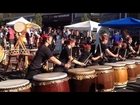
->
<box><xmin>29</xmin><ymin>44</ymin><xmax>53</xmax><ymax>70</ymax></box>
<box><xmin>74</xmin><ymin>51</ymin><xmax>91</xmax><ymax>68</ymax></box>
<box><xmin>59</xmin><ymin>46</ymin><xmax>71</xmax><ymax>63</ymax></box>
<box><xmin>78</xmin><ymin>51</ymin><xmax>91</xmax><ymax>62</ymax></box>
<box><xmin>119</xmin><ymin>48</ymin><xmax>128</xmax><ymax>57</ymax></box>
<box><xmin>126</xmin><ymin>42</ymin><xmax>132</xmax><ymax>53</ymax></box>
<box><xmin>73</xmin><ymin>35</ymin><xmax>81</xmax><ymax>45</ymax></box>
<box><xmin>84</xmin><ymin>37</ymin><xmax>91</xmax><ymax>44</ymax></box>
<box><xmin>93</xmin><ymin>43</ymin><xmax>107</xmax><ymax>57</ymax></box>
<box><xmin>109</xmin><ymin>47</ymin><xmax>120</xmax><ymax>58</ymax></box>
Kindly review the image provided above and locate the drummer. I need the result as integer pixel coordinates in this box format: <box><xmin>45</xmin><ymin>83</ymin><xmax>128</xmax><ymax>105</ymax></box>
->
<box><xmin>119</xmin><ymin>42</ymin><xmax>127</xmax><ymax>60</ymax></box>
<box><xmin>125</xmin><ymin>36</ymin><xmax>138</xmax><ymax>58</ymax></box>
<box><xmin>92</xmin><ymin>34</ymin><xmax>118</xmax><ymax>65</ymax></box>
<box><xmin>53</xmin><ymin>38</ymin><xmax>85</xmax><ymax>73</ymax></box>
<box><xmin>74</xmin><ymin>44</ymin><xmax>103</xmax><ymax>68</ymax></box>
<box><xmin>108</xmin><ymin>42</ymin><xmax>126</xmax><ymax>62</ymax></box>
<box><xmin>25</xmin><ymin>34</ymin><xmax>71</xmax><ymax>81</ymax></box>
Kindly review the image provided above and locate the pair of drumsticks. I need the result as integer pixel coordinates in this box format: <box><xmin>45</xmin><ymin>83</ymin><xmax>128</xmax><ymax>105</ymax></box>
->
<box><xmin>83</xmin><ymin>42</ymin><xmax>102</xmax><ymax>65</ymax></box>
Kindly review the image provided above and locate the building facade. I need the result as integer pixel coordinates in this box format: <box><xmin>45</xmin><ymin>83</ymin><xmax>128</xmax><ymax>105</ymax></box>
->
<box><xmin>1</xmin><ymin>13</ymin><xmax>140</xmax><ymax>29</ymax></box>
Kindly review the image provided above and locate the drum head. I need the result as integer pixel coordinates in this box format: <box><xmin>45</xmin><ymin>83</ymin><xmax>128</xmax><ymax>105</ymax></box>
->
<box><xmin>104</xmin><ymin>63</ymin><xmax>126</xmax><ymax>67</ymax></box>
<box><xmin>0</xmin><ymin>79</ymin><xmax>29</xmax><ymax>89</ymax></box>
<box><xmin>14</xmin><ymin>22</ymin><xmax>26</xmax><ymax>33</ymax></box>
<box><xmin>21</xmin><ymin>54</ymin><xmax>33</xmax><ymax>56</ymax></box>
<box><xmin>68</xmin><ymin>68</ymin><xmax>95</xmax><ymax>74</ymax></box>
<box><xmin>116</xmin><ymin>61</ymin><xmax>135</xmax><ymax>65</ymax></box>
<box><xmin>33</xmin><ymin>72</ymin><xmax>67</xmax><ymax>81</ymax></box>
<box><xmin>87</xmin><ymin>65</ymin><xmax>112</xmax><ymax>71</ymax></box>
<box><xmin>134</xmin><ymin>56</ymin><xmax>140</xmax><ymax>60</ymax></box>
<box><xmin>127</xmin><ymin>60</ymin><xmax>140</xmax><ymax>63</ymax></box>
<box><xmin>30</xmin><ymin>49</ymin><xmax>38</xmax><ymax>52</ymax></box>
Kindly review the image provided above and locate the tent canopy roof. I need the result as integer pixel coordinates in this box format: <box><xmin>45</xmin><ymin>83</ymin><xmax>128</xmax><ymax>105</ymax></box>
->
<box><xmin>98</xmin><ymin>17</ymin><xmax>140</xmax><ymax>28</ymax></box>
<box><xmin>64</xmin><ymin>20</ymin><xmax>99</xmax><ymax>31</ymax></box>
<box><xmin>6</xmin><ymin>17</ymin><xmax>31</xmax><ymax>26</ymax></box>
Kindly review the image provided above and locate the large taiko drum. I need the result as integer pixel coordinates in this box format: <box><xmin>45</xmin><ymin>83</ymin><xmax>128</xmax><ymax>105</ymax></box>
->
<box><xmin>133</xmin><ymin>57</ymin><xmax>140</xmax><ymax>78</ymax></box>
<box><xmin>87</xmin><ymin>66</ymin><xmax>114</xmax><ymax>92</ymax></box>
<box><xmin>33</xmin><ymin>72</ymin><xmax>70</xmax><ymax>92</ymax></box>
<box><xmin>104</xmin><ymin>63</ymin><xmax>128</xmax><ymax>88</ymax></box>
<box><xmin>134</xmin><ymin>60</ymin><xmax>140</xmax><ymax>78</ymax></box>
<box><xmin>68</xmin><ymin>68</ymin><xmax>96</xmax><ymax>92</ymax></box>
<box><xmin>126</xmin><ymin>59</ymin><xmax>140</xmax><ymax>78</ymax></box>
<box><xmin>0</xmin><ymin>79</ymin><xmax>31</xmax><ymax>92</ymax></box>
<box><xmin>117</xmin><ymin>61</ymin><xmax>137</xmax><ymax>82</ymax></box>
<box><xmin>14</xmin><ymin>22</ymin><xmax>26</xmax><ymax>33</ymax></box>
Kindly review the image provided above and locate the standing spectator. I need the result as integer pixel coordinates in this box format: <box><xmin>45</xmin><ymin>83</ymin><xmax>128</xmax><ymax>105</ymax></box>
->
<box><xmin>2</xmin><ymin>36</ymin><xmax>7</xmax><ymax>50</ymax></box>
<box><xmin>84</xmin><ymin>31</ymin><xmax>91</xmax><ymax>44</ymax></box>
<box><xmin>112</xmin><ymin>30</ymin><xmax>122</xmax><ymax>45</ymax></box>
<box><xmin>29</xmin><ymin>33</ymin><xmax>34</xmax><ymax>49</ymax></box>
<box><xmin>64</xmin><ymin>28</ymin><xmax>71</xmax><ymax>38</ymax></box>
<box><xmin>7</xmin><ymin>26</ymin><xmax>15</xmax><ymax>49</ymax></box>
<box><xmin>0</xmin><ymin>28</ymin><xmax>3</xmax><ymax>45</ymax></box>
<box><xmin>47</xmin><ymin>27</ymin><xmax>53</xmax><ymax>34</ymax></box>
<box><xmin>34</xmin><ymin>29</ymin><xmax>40</xmax><ymax>48</ymax></box>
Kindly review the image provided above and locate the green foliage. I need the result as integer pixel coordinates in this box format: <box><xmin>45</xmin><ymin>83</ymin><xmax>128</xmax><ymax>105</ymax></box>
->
<box><xmin>0</xmin><ymin>14</ymin><xmax>4</xmax><ymax>26</ymax></box>
<box><xmin>99</xmin><ymin>30</ymin><xmax>107</xmax><ymax>35</ymax></box>
<box><xmin>33</xmin><ymin>13</ymin><xmax>43</xmax><ymax>27</ymax></box>
<box><xmin>7</xmin><ymin>13</ymin><xmax>14</xmax><ymax>21</ymax></box>
<box><xmin>81</xmin><ymin>13</ymin><xmax>90</xmax><ymax>22</ymax></box>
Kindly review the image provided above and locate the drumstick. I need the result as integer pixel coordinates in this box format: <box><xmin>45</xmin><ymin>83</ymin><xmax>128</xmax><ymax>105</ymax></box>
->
<box><xmin>99</xmin><ymin>43</ymin><xmax>102</xmax><ymax>54</ymax></box>
<box><xmin>84</xmin><ymin>53</ymin><xmax>93</xmax><ymax>64</ymax></box>
<box><xmin>99</xmin><ymin>43</ymin><xmax>103</xmax><ymax>59</ymax></box>
<box><xmin>124</xmin><ymin>49</ymin><xmax>127</xmax><ymax>58</ymax></box>
<box><xmin>70</xmin><ymin>46</ymin><xmax>73</xmax><ymax>61</ymax></box>
<box><xmin>117</xmin><ymin>47</ymin><xmax>120</xmax><ymax>55</ymax></box>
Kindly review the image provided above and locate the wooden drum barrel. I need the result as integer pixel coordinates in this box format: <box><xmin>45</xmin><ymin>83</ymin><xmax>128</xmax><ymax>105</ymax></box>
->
<box><xmin>133</xmin><ymin>57</ymin><xmax>140</xmax><ymax>78</ymax></box>
<box><xmin>87</xmin><ymin>66</ymin><xmax>114</xmax><ymax>92</ymax></box>
<box><xmin>68</xmin><ymin>68</ymin><xmax>96</xmax><ymax>92</ymax></box>
<box><xmin>126</xmin><ymin>59</ymin><xmax>140</xmax><ymax>78</ymax></box>
<box><xmin>0</xmin><ymin>79</ymin><xmax>31</xmax><ymax>92</ymax></box>
<box><xmin>134</xmin><ymin>60</ymin><xmax>140</xmax><ymax>78</ymax></box>
<box><xmin>117</xmin><ymin>61</ymin><xmax>137</xmax><ymax>82</ymax></box>
<box><xmin>33</xmin><ymin>72</ymin><xmax>70</xmax><ymax>92</ymax></box>
<box><xmin>104</xmin><ymin>63</ymin><xmax>128</xmax><ymax>88</ymax></box>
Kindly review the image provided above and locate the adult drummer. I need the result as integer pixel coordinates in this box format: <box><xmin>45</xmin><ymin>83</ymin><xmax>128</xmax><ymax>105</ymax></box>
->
<box><xmin>25</xmin><ymin>34</ymin><xmax>71</xmax><ymax>81</ymax></box>
<box><xmin>53</xmin><ymin>38</ymin><xmax>85</xmax><ymax>73</ymax></box>
<box><xmin>108</xmin><ymin>42</ymin><xmax>126</xmax><ymax>62</ymax></box>
<box><xmin>92</xmin><ymin>34</ymin><xmax>118</xmax><ymax>65</ymax></box>
<box><xmin>125</xmin><ymin>36</ymin><xmax>138</xmax><ymax>58</ymax></box>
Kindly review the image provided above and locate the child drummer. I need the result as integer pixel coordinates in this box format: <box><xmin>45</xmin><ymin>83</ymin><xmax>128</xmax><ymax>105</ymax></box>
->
<box><xmin>74</xmin><ymin>44</ymin><xmax>103</xmax><ymax>68</ymax></box>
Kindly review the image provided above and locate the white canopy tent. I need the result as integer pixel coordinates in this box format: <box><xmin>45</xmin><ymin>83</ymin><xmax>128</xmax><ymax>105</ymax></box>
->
<box><xmin>64</xmin><ymin>20</ymin><xmax>99</xmax><ymax>39</ymax></box>
<box><xmin>6</xmin><ymin>17</ymin><xmax>31</xmax><ymax>26</ymax></box>
<box><xmin>64</xmin><ymin>20</ymin><xmax>99</xmax><ymax>32</ymax></box>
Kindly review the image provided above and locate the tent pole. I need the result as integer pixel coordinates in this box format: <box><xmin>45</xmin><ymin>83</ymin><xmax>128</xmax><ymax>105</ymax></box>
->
<box><xmin>119</xmin><ymin>13</ymin><xmax>122</xmax><ymax>19</ymax></box>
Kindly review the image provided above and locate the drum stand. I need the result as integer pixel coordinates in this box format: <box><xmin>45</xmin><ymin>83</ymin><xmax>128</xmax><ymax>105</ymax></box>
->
<box><xmin>15</xmin><ymin>32</ymin><xmax>30</xmax><ymax>77</ymax></box>
<box><xmin>14</xmin><ymin>32</ymin><xmax>26</xmax><ymax>50</ymax></box>
<box><xmin>4</xmin><ymin>31</ymin><xmax>28</xmax><ymax>77</ymax></box>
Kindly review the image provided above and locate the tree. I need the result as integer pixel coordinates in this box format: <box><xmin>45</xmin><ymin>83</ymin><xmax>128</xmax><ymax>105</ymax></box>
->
<box><xmin>33</xmin><ymin>13</ymin><xmax>43</xmax><ymax>27</ymax></box>
<box><xmin>0</xmin><ymin>14</ymin><xmax>4</xmax><ymax>26</ymax></box>
<box><xmin>7</xmin><ymin>13</ymin><xmax>14</xmax><ymax>21</ymax></box>
<box><xmin>81</xmin><ymin>13</ymin><xmax>90</xmax><ymax>22</ymax></box>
